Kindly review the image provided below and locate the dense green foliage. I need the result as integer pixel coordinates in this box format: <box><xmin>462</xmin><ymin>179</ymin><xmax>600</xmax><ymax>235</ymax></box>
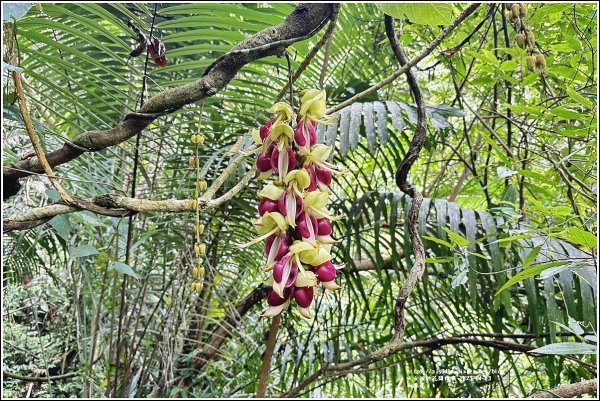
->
<box><xmin>2</xmin><ymin>3</ymin><xmax>597</xmax><ymax>398</ymax></box>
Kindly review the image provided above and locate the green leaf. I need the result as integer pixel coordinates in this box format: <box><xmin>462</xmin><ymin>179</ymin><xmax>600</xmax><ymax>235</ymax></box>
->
<box><xmin>566</xmin><ymin>87</ymin><xmax>593</xmax><ymax>109</ymax></box>
<box><xmin>422</xmin><ymin>235</ymin><xmax>453</xmax><ymax>249</ymax></box>
<box><xmin>532</xmin><ymin>342</ymin><xmax>597</xmax><ymax>355</ymax></box>
<box><xmin>557</xmin><ymin>227</ymin><xmax>597</xmax><ymax>250</ymax></box>
<box><xmin>425</xmin><ymin>257</ymin><xmax>453</xmax><ymax>264</ymax></box>
<box><xmin>70</xmin><ymin>244</ymin><xmax>99</xmax><ymax>258</ymax></box>
<box><xmin>495</xmin><ymin>261</ymin><xmax>570</xmax><ymax>296</ymax></box>
<box><xmin>442</xmin><ymin>227</ymin><xmax>469</xmax><ymax>247</ymax></box>
<box><xmin>523</xmin><ymin>246</ymin><xmax>542</xmax><ymax>269</ymax></box>
<box><xmin>112</xmin><ymin>262</ymin><xmax>141</xmax><ymax>280</ymax></box>
<box><xmin>49</xmin><ymin>215</ymin><xmax>71</xmax><ymax>241</ymax></box>
<box><xmin>376</xmin><ymin>3</ymin><xmax>454</xmax><ymax>26</ymax></box>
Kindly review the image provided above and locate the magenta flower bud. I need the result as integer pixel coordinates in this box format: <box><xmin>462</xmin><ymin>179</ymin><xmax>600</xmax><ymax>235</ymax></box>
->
<box><xmin>260</xmin><ymin>120</ymin><xmax>274</xmax><ymax>140</ymax></box>
<box><xmin>267</xmin><ymin>287</ymin><xmax>293</xmax><ymax>305</ymax></box>
<box><xmin>270</xmin><ymin>146</ymin><xmax>297</xmax><ymax>175</ymax></box>
<box><xmin>306</xmin><ymin>165</ymin><xmax>317</xmax><ymax>191</ymax></box>
<box><xmin>256</xmin><ymin>154</ymin><xmax>272</xmax><ymax>172</ymax></box>
<box><xmin>294</xmin><ymin>286</ymin><xmax>314</xmax><ymax>308</ymax></box>
<box><xmin>264</xmin><ymin>233</ymin><xmax>289</xmax><ymax>258</ymax></box>
<box><xmin>258</xmin><ymin>198</ymin><xmax>279</xmax><ymax>215</ymax></box>
<box><xmin>264</xmin><ymin>234</ymin><xmax>275</xmax><ymax>256</ymax></box>
<box><xmin>316</xmin><ymin>166</ymin><xmax>332</xmax><ymax>186</ymax></box>
<box><xmin>317</xmin><ymin>218</ymin><xmax>332</xmax><ymax>236</ymax></box>
<box><xmin>267</xmin><ymin>289</ymin><xmax>285</xmax><ymax>306</ymax></box>
<box><xmin>315</xmin><ymin>261</ymin><xmax>336</xmax><ymax>282</ymax></box>
<box><xmin>275</xmin><ymin>238</ymin><xmax>289</xmax><ymax>260</ymax></box>
<box><xmin>307</xmin><ymin>121</ymin><xmax>317</xmax><ymax>146</ymax></box>
<box><xmin>273</xmin><ymin>255</ymin><xmax>298</xmax><ymax>288</ymax></box>
<box><xmin>294</xmin><ymin>125</ymin><xmax>307</xmax><ymax>147</ymax></box>
<box><xmin>278</xmin><ymin>190</ymin><xmax>303</xmax><ymax>218</ymax></box>
<box><xmin>296</xmin><ymin>212</ymin><xmax>318</xmax><ymax>239</ymax></box>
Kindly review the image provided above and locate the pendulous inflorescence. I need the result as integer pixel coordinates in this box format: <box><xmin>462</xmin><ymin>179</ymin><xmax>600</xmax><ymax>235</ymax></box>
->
<box><xmin>243</xmin><ymin>89</ymin><xmax>342</xmax><ymax>319</ymax></box>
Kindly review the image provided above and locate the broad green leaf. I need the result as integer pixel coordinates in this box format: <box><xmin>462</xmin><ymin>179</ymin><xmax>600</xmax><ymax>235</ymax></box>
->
<box><xmin>49</xmin><ymin>215</ymin><xmax>71</xmax><ymax>241</ymax></box>
<box><xmin>495</xmin><ymin>261</ymin><xmax>570</xmax><ymax>296</ymax></box>
<box><xmin>532</xmin><ymin>342</ymin><xmax>597</xmax><ymax>355</ymax></box>
<box><xmin>557</xmin><ymin>227</ymin><xmax>597</xmax><ymax>250</ymax></box>
<box><xmin>422</xmin><ymin>235</ymin><xmax>453</xmax><ymax>249</ymax></box>
<box><xmin>442</xmin><ymin>227</ymin><xmax>469</xmax><ymax>247</ymax></box>
<box><xmin>113</xmin><ymin>262</ymin><xmax>141</xmax><ymax>280</ymax></box>
<box><xmin>70</xmin><ymin>244</ymin><xmax>99</xmax><ymax>258</ymax></box>
<box><xmin>566</xmin><ymin>87</ymin><xmax>593</xmax><ymax>109</ymax></box>
<box><xmin>375</xmin><ymin>3</ymin><xmax>454</xmax><ymax>26</ymax></box>
<box><xmin>523</xmin><ymin>245</ymin><xmax>542</xmax><ymax>269</ymax></box>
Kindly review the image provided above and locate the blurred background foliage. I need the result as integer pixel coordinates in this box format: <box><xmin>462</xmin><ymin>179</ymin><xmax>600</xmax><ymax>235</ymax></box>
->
<box><xmin>2</xmin><ymin>2</ymin><xmax>597</xmax><ymax>398</ymax></box>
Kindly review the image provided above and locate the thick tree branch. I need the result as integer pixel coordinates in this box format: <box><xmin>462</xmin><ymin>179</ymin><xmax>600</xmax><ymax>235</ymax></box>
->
<box><xmin>3</xmin><ymin>3</ymin><xmax>334</xmax><ymax>199</ymax></box>
<box><xmin>275</xmin><ymin>4</ymin><xmax>340</xmax><ymax>101</ymax></box>
<box><xmin>529</xmin><ymin>379</ymin><xmax>597</xmax><ymax>398</ymax></box>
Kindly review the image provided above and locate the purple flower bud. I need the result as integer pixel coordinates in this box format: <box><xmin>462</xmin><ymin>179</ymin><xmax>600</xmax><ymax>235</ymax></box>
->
<box><xmin>315</xmin><ymin>261</ymin><xmax>336</xmax><ymax>282</ymax></box>
<box><xmin>307</xmin><ymin>121</ymin><xmax>317</xmax><ymax>146</ymax></box>
<box><xmin>317</xmin><ymin>218</ymin><xmax>332</xmax><ymax>236</ymax></box>
<box><xmin>296</xmin><ymin>212</ymin><xmax>318</xmax><ymax>239</ymax></box>
<box><xmin>275</xmin><ymin>236</ymin><xmax>289</xmax><ymax>260</ymax></box>
<box><xmin>258</xmin><ymin>198</ymin><xmax>278</xmax><ymax>215</ymax></box>
<box><xmin>294</xmin><ymin>286</ymin><xmax>314</xmax><ymax>308</ymax></box>
<box><xmin>278</xmin><ymin>190</ymin><xmax>303</xmax><ymax>218</ymax></box>
<box><xmin>273</xmin><ymin>255</ymin><xmax>298</xmax><ymax>288</ymax></box>
<box><xmin>316</xmin><ymin>166</ymin><xmax>332</xmax><ymax>186</ymax></box>
<box><xmin>260</xmin><ymin>120</ymin><xmax>274</xmax><ymax>140</ymax></box>
<box><xmin>267</xmin><ymin>287</ymin><xmax>293</xmax><ymax>305</ymax></box>
<box><xmin>306</xmin><ymin>165</ymin><xmax>318</xmax><ymax>191</ymax></box>
<box><xmin>270</xmin><ymin>146</ymin><xmax>296</xmax><ymax>175</ymax></box>
<box><xmin>264</xmin><ymin>233</ymin><xmax>289</xmax><ymax>259</ymax></box>
<box><xmin>256</xmin><ymin>154</ymin><xmax>272</xmax><ymax>172</ymax></box>
<box><xmin>294</xmin><ymin>125</ymin><xmax>306</xmax><ymax>147</ymax></box>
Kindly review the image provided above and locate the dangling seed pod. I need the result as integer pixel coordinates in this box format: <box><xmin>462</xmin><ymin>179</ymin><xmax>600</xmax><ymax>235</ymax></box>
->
<box><xmin>511</xmin><ymin>4</ymin><xmax>520</xmax><ymax>21</ymax></box>
<box><xmin>193</xmin><ymin>264</ymin><xmax>205</xmax><ymax>279</ymax></box>
<box><xmin>519</xmin><ymin>3</ymin><xmax>528</xmax><ymax>17</ymax></box>
<box><xmin>191</xmin><ymin>281</ymin><xmax>204</xmax><ymax>292</ymax></box>
<box><xmin>516</xmin><ymin>33</ymin><xmax>526</xmax><ymax>49</ymax></box>
<box><xmin>526</xmin><ymin>55</ymin><xmax>537</xmax><ymax>72</ymax></box>
<box><xmin>526</xmin><ymin>31</ymin><xmax>535</xmax><ymax>48</ymax></box>
<box><xmin>535</xmin><ymin>53</ymin><xmax>546</xmax><ymax>70</ymax></box>
<box><xmin>190</xmin><ymin>101</ymin><xmax>208</xmax><ymax>294</ymax></box>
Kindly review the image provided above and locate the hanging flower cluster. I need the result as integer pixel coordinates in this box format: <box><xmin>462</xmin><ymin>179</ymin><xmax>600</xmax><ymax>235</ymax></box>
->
<box><xmin>244</xmin><ymin>89</ymin><xmax>341</xmax><ymax>319</ymax></box>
